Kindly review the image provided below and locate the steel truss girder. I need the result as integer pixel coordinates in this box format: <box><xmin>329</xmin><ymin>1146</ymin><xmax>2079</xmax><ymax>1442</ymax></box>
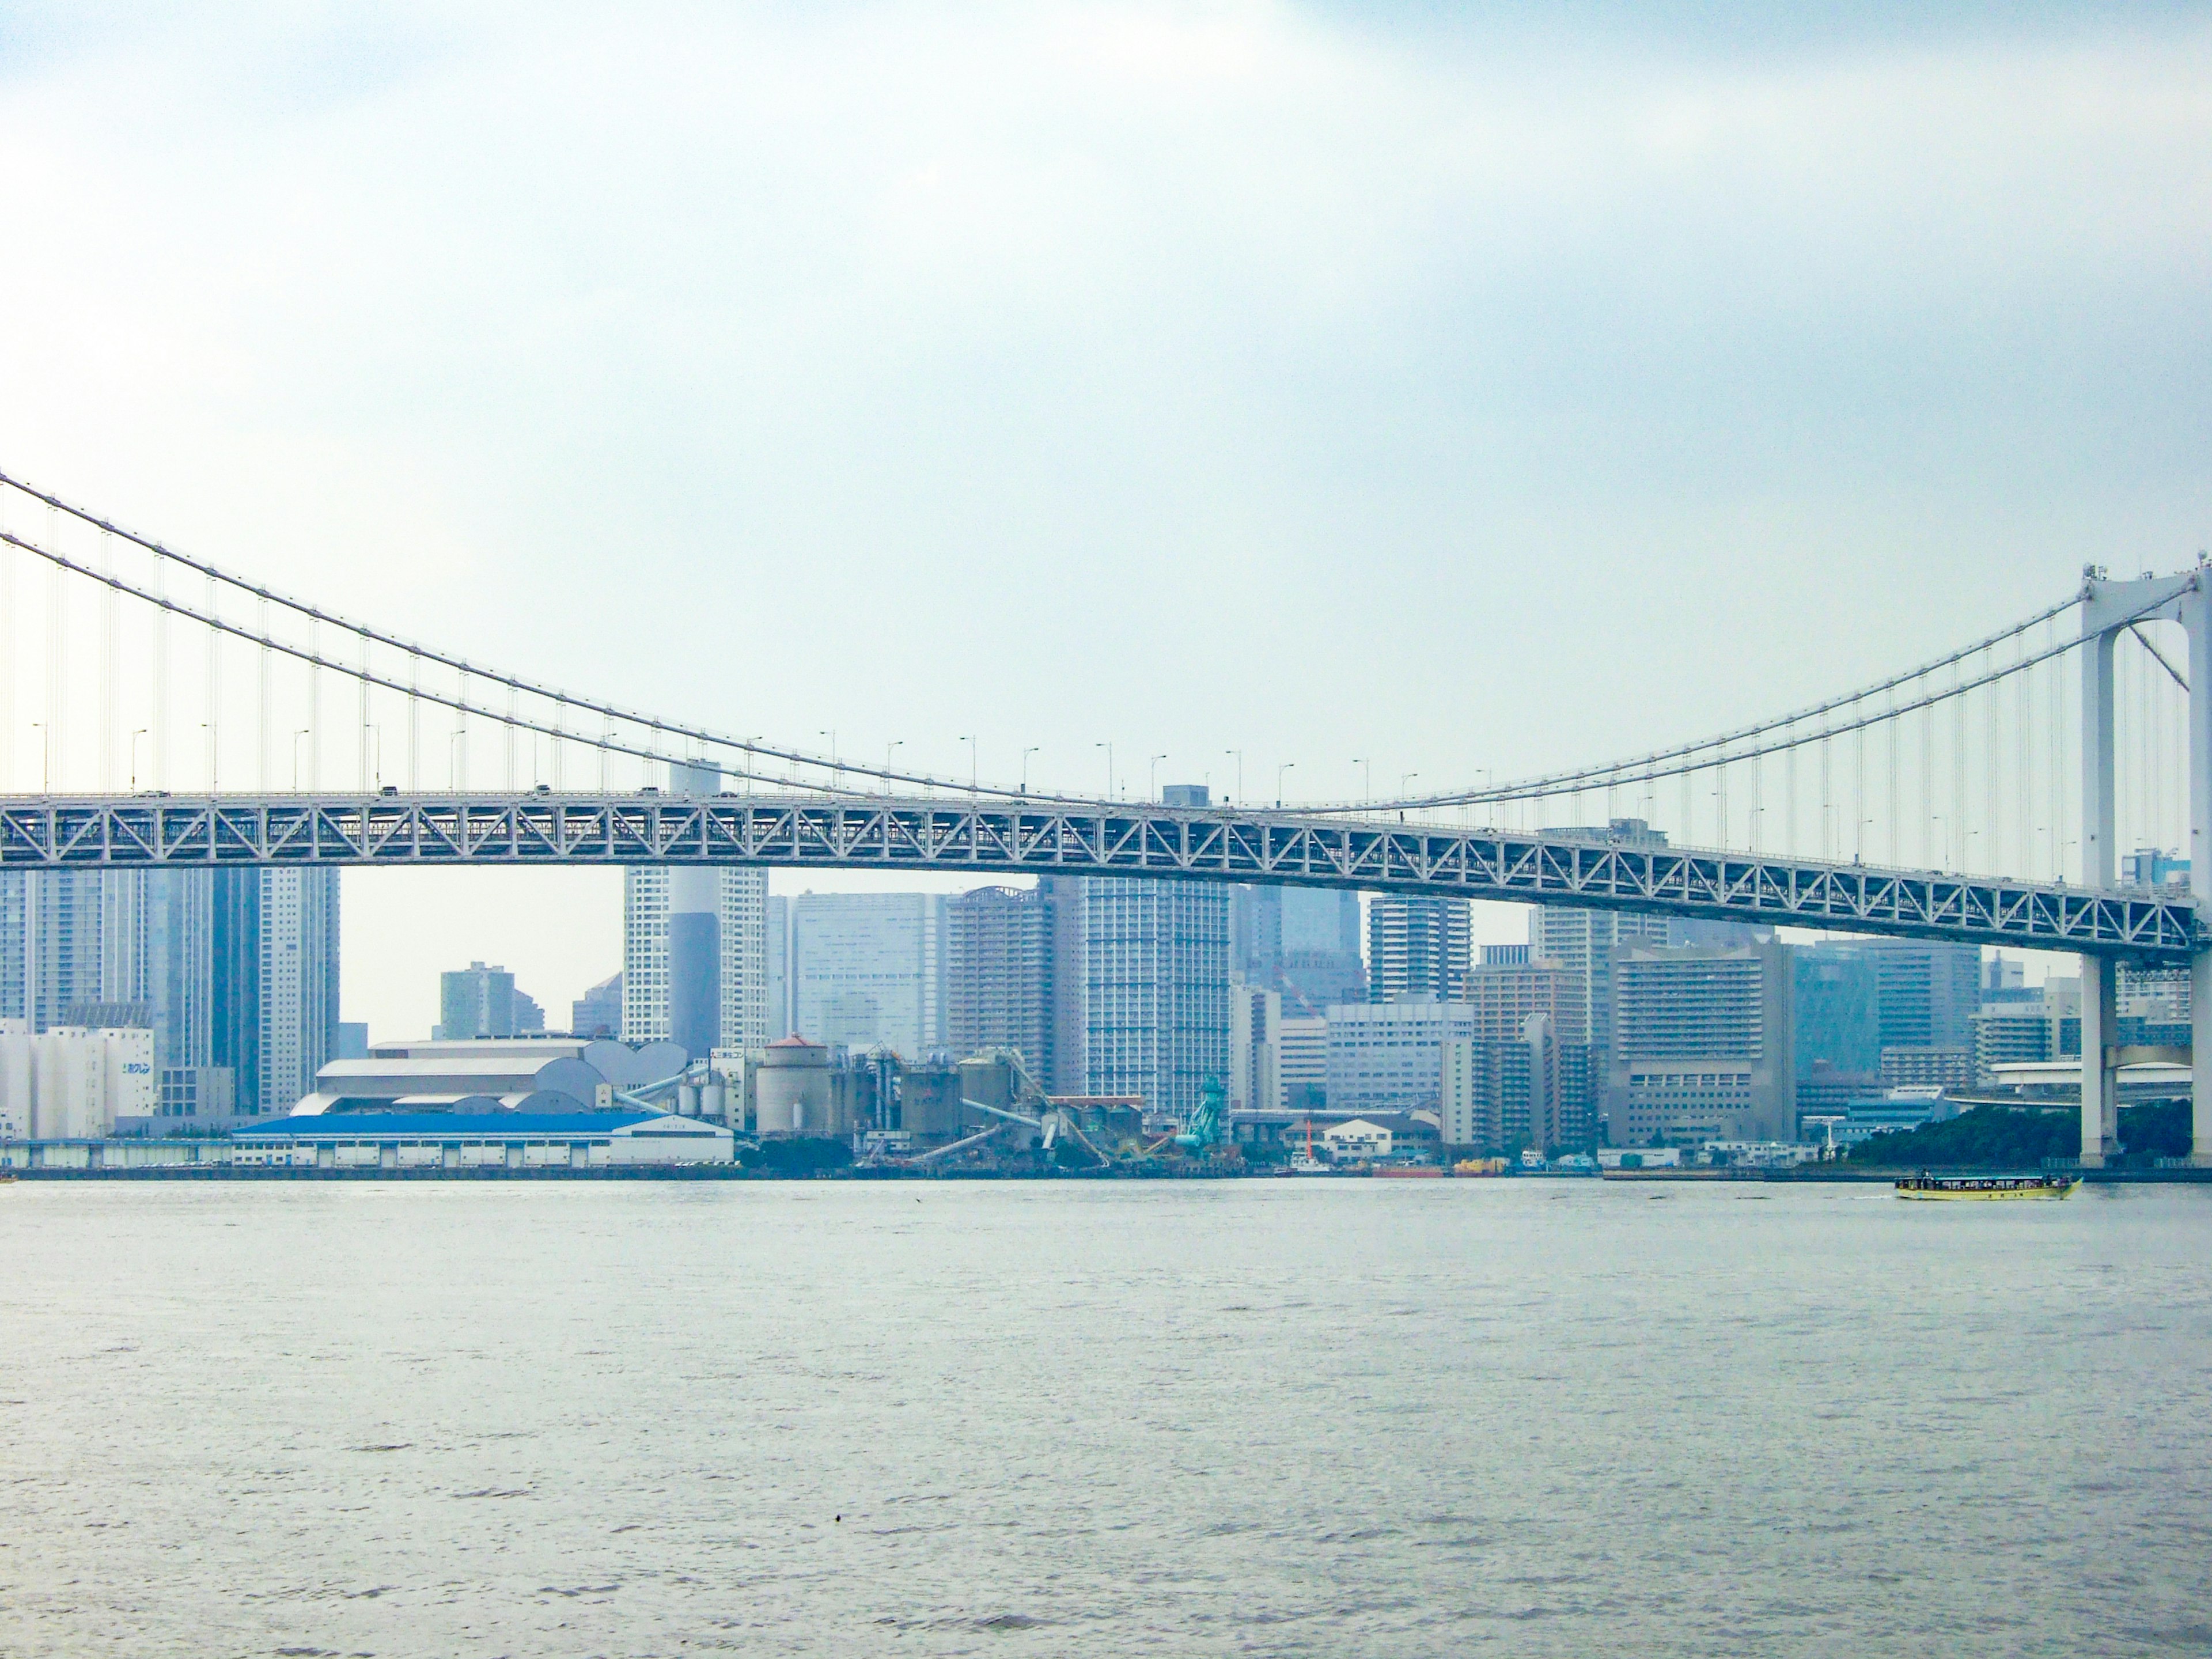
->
<box><xmin>0</xmin><ymin>794</ymin><xmax>2195</xmax><ymax>962</ymax></box>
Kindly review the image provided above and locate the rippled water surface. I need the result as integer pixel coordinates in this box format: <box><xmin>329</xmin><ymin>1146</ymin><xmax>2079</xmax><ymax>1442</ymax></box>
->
<box><xmin>5</xmin><ymin>1178</ymin><xmax>2211</xmax><ymax>1657</ymax></box>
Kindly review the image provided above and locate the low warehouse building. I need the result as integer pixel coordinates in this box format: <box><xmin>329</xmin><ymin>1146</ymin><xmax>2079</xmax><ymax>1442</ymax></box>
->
<box><xmin>232</xmin><ymin>1106</ymin><xmax>732</xmax><ymax>1168</ymax></box>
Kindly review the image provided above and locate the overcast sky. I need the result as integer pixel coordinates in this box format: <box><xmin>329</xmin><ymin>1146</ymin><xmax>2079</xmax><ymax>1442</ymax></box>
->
<box><xmin>2</xmin><ymin>3</ymin><xmax>2207</xmax><ymax>1036</ymax></box>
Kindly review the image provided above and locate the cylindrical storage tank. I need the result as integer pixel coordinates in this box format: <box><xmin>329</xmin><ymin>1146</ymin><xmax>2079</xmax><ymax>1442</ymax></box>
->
<box><xmin>677</xmin><ymin>1083</ymin><xmax>700</xmax><ymax>1117</ymax></box>
<box><xmin>700</xmin><ymin>1082</ymin><xmax>726</xmax><ymax>1124</ymax></box>
<box><xmin>756</xmin><ymin>1037</ymin><xmax>831</xmax><ymax>1136</ymax></box>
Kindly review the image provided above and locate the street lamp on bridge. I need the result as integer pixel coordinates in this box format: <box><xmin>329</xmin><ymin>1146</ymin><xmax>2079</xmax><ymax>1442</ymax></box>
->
<box><xmin>1277</xmin><ymin>761</ymin><xmax>1294</xmax><ymax>807</ymax></box>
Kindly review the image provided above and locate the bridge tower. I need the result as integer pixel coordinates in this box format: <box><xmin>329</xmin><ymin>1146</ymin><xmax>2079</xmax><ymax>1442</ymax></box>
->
<box><xmin>2079</xmin><ymin>567</ymin><xmax>2212</xmax><ymax>1166</ymax></box>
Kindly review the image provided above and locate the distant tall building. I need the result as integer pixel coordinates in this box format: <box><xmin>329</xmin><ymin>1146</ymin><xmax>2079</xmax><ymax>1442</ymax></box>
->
<box><xmin>1459</xmin><ymin>960</ymin><xmax>1588</xmax><ymax>1046</ymax></box>
<box><xmin>789</xmin><ymin>892</ymin><xmax>947</xmax><ymax>1057</ymax></box>
<box><xmin>1325</xmin><ymin>1000</ymin><xmax>1474</xmax><ymax>1113</ymax></box>
<box><xmin>1231</xmin><ymin>886</ymin><xmax>1282</xmax><ymax>988</ymax></box>
<box><xmin>1278</xmin><ymin>1014</ymin><xmax>1327</xmax><ymax>1110</ymax></box>
<box><xmin>622</xmin><ymin>764</ymin><xmax>768</xmax><ymax>1060</ymax></box>
<box><xmin>1366</xmin><ymin>896</ymin><xmax>1471</xmax><ymax>1003</ymax></box>
<box><xmin>1530</xmin><ymin>904</ymin><xmax>1669</xmax><ymax>1062</ymax></box>
<box><xmin>1795</xmin><ymin>945</ymin><xmax>1881</xmax><ymax>1077</ymax></box>
<box><xmin>1281</xmin><ymin>888</ymin><xmax>1365</xmax><ymax>1013</ymax></box>
<box><xmin>437</xmin><ymin>962</ymin><xmax>520</xmax><ymax>1040</ymax></box>
<box><xmin>1229</xmin><ymin>983</ymin><xmax>1281</xmax><ymax>1113</ymax></box>
<box><xmin>1606</xmin><ymin>937</ymin><xmax>1795</xmax><ymax>1146</ymax></box>
<box><xmin>766</xmin><ymin>895</ymin><xmax>791</xmax><ymax>1039</ymax></box>
<box><xmin>254</xmin><ymin>869</ymin><xmax>342</xmax><ymax>1116</ymax></box>
<box><xmin>571</xmin><ymin>972</ymin><xmax>622</xmax><ymax>1038</ymax></box>
<box><xmin>1441</xmin><ymin>1013</ymin><xmax>1596</xmax><ymax>1155</ymax></box>
<box><xmin>1231</xmin><ymin>884</ymin><xmax>1363</xmax><ymax>1014</ymax></box>
<box><xmin>1082</xmin><ymin>866</ymin><xmax>1230</xmax><ymax>1117</ymax></box>
<box><xmin>623</xmin><ymin>868</ymin><xmax>769</xmax><ymax>1058</ymax></box>
<box><xmin>0</xmin><ymin>866</ymin><xmax>336</xmax><ymax>1120</ymax></box>
<box><xmin>947</xmin><ymin>884</ymin><xmax>1054</xmax><ymax>1073</ymax></box>
<box><xmin>1858</xmin><ymin>938</ymin><xmax>1981</xmax><ymax>1053</ymax></box>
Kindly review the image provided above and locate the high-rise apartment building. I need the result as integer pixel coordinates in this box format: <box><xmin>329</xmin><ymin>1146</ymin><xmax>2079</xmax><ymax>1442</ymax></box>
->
<box><xmin>1530</xmin><ymin>904</ymin><xmax>1670</xmax><ymax>1060</ymax></box>
<box><xmin>1440</xmin><ymin>1013</ymin><xmax>1597</xmax><ymax>1154</ymax></box>
<box><xmin>622</xmin><ymin>764</ymin><xmax>769</xmax><ymax>1060</ymax></box>
<box><xmin>947</xmin><ymin>884</ymin><xmax>1055</xmax><ymax>1073</ymax></box>
<box><xmin>1366</xmin><ymin>896</ymin><xmax>1471</xmax><ymax>1003</ymax></box>
<box><xmin>437</xmin><ymin>962</ymin><xmax>521</xmax><ymax>1040</ymax></box>
<box><xmin>622</xmin><ymin>867</ymin><xmax>770</xmax><ymax>1057</ymax></box>
<box><xmin>1081</xmin><ymin>873</ymin><xmax>1230</xmax><ymax>1117</ymax></box>
<box><xmin>1857</xmin><ymin>938</ymin><xmax>1982</xmax><ymax>1054</ymax></box>
<box><xmin>256</xmin><ymin>869</ymin><xmax>341</xmax><ymax>1116</ymax></box>
<box><xmin>1459</xmin><ymin>960</ymin><xmax>1588</xmax><ymax>1046</ymax></box>
<box><xmin>0</xmin><ymin>866</ymin><xmax>337</xmax><ymax>1121</ymax></box>
<box><xmin>1606</xmin><ymin>937</ymin><xmax>1795</xmax><ymax>1146</ymax></box>
<box><xmin>1229</xmin><ymin>983</ymin><xmax>1281</xmax><ymax>1112</ymax></box>
<box><xmin>788</xmin><ymin>892</ymin><xmax>946</xmax><ymax>1058</ymax></box>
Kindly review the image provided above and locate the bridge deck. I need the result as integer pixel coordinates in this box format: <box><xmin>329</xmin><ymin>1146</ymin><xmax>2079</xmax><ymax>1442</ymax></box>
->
<box><xmin>0</xmin><ymin>793</ymin><xmax>2195</xmax><ymax>963</ymax></box>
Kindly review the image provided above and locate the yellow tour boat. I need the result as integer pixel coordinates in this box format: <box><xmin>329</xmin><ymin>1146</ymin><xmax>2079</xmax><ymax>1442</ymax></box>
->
<box><xmin>1895</xmin><ymin>1173</ymin><xmax>2080</xmax><ymax>1200</ymax></box>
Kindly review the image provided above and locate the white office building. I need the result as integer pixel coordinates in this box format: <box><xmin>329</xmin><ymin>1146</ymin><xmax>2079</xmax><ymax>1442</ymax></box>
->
<box><xmin>1325</xmin><ymin>1001</ymin><xmax>1476</xmax><ymax>1115</ymax></box>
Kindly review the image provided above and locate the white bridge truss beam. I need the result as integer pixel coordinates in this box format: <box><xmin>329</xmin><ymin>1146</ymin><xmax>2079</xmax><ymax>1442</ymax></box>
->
<box><xmin>0</xmin><ymin>793</ymin><xmax>2195</xmax><ymax>963</ymax></box>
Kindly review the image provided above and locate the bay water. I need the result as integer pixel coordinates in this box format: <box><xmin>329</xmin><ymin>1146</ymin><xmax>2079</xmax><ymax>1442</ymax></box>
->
<box><xmin>4</xmin><ymin>1179</ymin><xmax>2210</xmax><ymax>1656</ymax></box>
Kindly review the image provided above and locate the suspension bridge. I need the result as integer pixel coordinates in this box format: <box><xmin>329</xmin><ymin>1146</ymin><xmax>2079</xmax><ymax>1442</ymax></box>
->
<box><xmin>0</xmin><ymin>469</ymin><xmax>2204</xmax><ymax>1166</ymax></box>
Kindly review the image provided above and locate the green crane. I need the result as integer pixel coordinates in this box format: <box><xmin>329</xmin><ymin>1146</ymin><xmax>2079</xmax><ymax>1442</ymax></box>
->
<box><xmin>1175</xmin><ymin>1075</ymin><xmax>1228</xmax><ymax>1152</ymax></box>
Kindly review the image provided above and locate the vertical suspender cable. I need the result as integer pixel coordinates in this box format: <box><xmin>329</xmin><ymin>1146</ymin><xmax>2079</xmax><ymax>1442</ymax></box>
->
<box><xmin>357</xmin><ymin>631</ymin><xmax>370</xmax><ymax>790</ymax></box>
<box><xmin>1783</xmin><ymin>724</ymin><xmax>1796</xmax><ymax>855</ymax></box>
<box><xmin>2014</xmin><ymin>639</ymin><xmax>2028</xmax><ymax>876</ymax></box>
<box><xmin>99</xmin><ymin>531</ymin><xmax>116</xmax><ymax>791</ymax></box>
<box><xmin>0</xmin><ymin>533</ymin><xmax>14</xmax><ymax>791</ymax></box>
<box><xmin>304</xmin><ymin>617</ymin><xmax>318</xmax><ymax>792</ymax></box>
<box><xmin>1751</xmin><ymin>749</ymin><xmax>1763</xmax><ymax>854</ymax></box>
<box><xmin>1919</xmin><ymin>677</ymin><xmax>1933</xmax><ymax>868</ymax></box>
<box><xmin>1984</xmin><ymin>649</ymin><xmax>1999</xmax><ymax>875</ymax></box>
<box><xmin>453</xmin><ymin>668</ymin><xmax>467</xmax><ymax>791</ymax></box>
<box><xmin>408</xmin><ymin>652</ymin><xmax>420</xmax><ymax>792</ymax></box>
<box><xmin>1853</xmin><ymin>709</ymin><xmax>1865</xmax><ymax>862</ymax></box>
<box><xmin>1995</xmin><ymin>650</ymin><xmax>2010</xmax><ymax>877</ymax></box>
<box><xmin>2048</xmin><ymin>626</ymin><xmax>2062</xmax><ymax>880</ymax></box>
<box><xmin>1885</xmin><ymin>686</ymin><xmax>1897</xmax><ymax>866</ymax></box>
<box><xmin>1952</xmin><ymin>661</ymin><xmax>1966</xmax><ymax>872</ymax></box>
<box><xmin>47</xmin><ymin>525</ymin><xmax>64</xmax><ymax>791</ymax></box>
<box><xmin>1819</xmin><ymin>732</ymin><xmax>1832</xmax><ymax>861</ymax></box>
<box><xmin>206</xmin><ymin>572</ymin><xmax>219</xmax><ymax>790</ymax></box>
<box><xmin>152</xmin><ymin>555</ymin><xmax>168</xmax><ymax>790</ymax></box>
<box><xmin>506</xmin><ymin>683</ymin><xmax>518</xmax><ymax>791</ymax></box>
<box><xmin>257</xmin><ymin>597</ymin><xmax>271</xmax><ymax>793</ymax></box>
